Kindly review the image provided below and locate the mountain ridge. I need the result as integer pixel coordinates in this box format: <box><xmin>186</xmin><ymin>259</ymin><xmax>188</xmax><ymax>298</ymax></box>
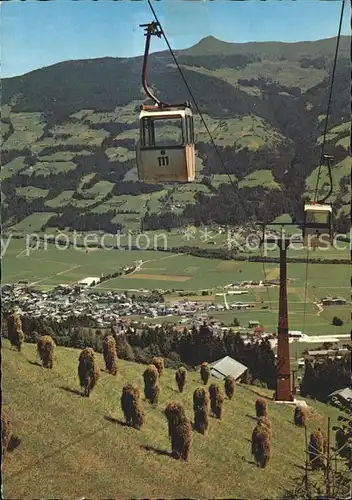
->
<box><xmin>180</xmin><ymin>34</ymin><xmax>351</xmax><ymax>57</ymax></box>
<box><xmin>2</xmin><ymin>35</ymin><xmax>350</xmax><ymax>81</ymax></box>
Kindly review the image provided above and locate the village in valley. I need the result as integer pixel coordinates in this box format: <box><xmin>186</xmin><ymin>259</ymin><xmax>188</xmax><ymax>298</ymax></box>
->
<box><xmin>2</xmin><ymin>272</ymin><xmax>350</xmax><ymax>376</ymax></box>
<box><xmin>2</xmin><ymin>274</ymin><xmax>347</xmax><ymax>331</ymax></box>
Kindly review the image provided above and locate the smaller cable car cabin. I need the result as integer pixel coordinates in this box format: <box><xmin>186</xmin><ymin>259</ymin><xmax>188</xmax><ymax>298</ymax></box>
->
<box><xmin>136</xmin><ymin>104</ymin><xmax>196</xmax><ymax>183</ymax></box>
<box><xmin>303</xmin><ymin>203</ymin><xmax>333</xmax><ymax>248</ymax></box>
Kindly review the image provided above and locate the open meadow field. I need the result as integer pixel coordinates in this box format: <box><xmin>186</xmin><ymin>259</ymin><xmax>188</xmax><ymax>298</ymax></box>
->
<box><xmin>2</xmin><ymin>237</ymin><xmax>350</xmax><ymax>336</ymax></box>
<box><xmin>5</xmin><ymin>222</ymin><xmax>350</xmax><ymax>259</ymax></box>
<box><xmin>2</xmin><ymin>341</ymin><xmax>345</xmax><ymax>499</ymax></box>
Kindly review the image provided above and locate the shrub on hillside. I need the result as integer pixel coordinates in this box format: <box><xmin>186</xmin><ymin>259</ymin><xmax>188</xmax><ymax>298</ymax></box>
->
<box><xmin>165</xmin><ymin>402</ymin><xmax>192</xmax><ymax>461</ymax></box>
<box><xmin>308</xmin><ymin>428</ymin><xmax>326</xmax><ymax>470</ymax></box>
<box><xmin>175</xmin><ymin>366</ymin><xmax>187</xmax><ymax>393</ymax></box>
<box><xmin>308</xmin><ymin>429</ymin><xmax>326</xmax><ymax>470</ymax></box>
<box><xmin>209</xmin><ymin>383</ymin><xmax>224</xmax><ymax>419</ymax></box>
<box><xmin>102</xmin><ymin>335</ymin><xmax>118</xmax><ymax>375</ymax></box>
<box><xmin>143</xmin><ymin>365</ymin><xmax>160</xmax><ymax>405</ymax></box>
<box><xmin>255</xmin><ymin>398</ymin><xmax>268</xmax><ymax>418</ymax></box>
<box><xmin>193</xmin><ymin>387</ymin><xmax>210</xmax><ymax>434</ymax></box>
<box><xmin>257</xmin><ymin>416</ymin><xmax>272</xmax><ymax>440</ymax></box>
<box><xmin>251</xmin><ymin>423</ymin><xmax>271</xmax><ymax>468</ymax></box>
<box><xmin>7</xmin><ymin>313</ymin><xmax>25</xmax><ymax>352</ymax></box>
<box><xmin>152</xmin><ymin>356</ymin><xmax>164</xmax><ymax>376</ymax></box>
<box><xmin>224</xmin><ymin>375</ymin><xmax>236</xmax><ymax>399</ymax></box>
<box><xmin>200</xmin><ymin>362</ymin><xmax>210</xmax><ymax>385</ymax></box>
<box><xmin>121</xmin><ymin>383</ymin><xmax>145</xmax><ymax>429</ymax></box>
<box><xmin>37</xmin><ymin>335</ymin><xmax>55</xmax><ymax>369</ymax></box>
<box><xmin>294</xmin><ymin>406</ymin><xmax>306</xmax><ymax>427</ymax></box>
<box><xmin>78</xmin><ymin>347</ymin><xmax>100</xmax><ymax>397</ymax></box>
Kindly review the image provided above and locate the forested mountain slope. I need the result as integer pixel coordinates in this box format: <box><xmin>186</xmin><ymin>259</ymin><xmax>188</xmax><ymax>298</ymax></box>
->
<box><xmin>1</xmin><ymin>36</ymin><xmax>350</xmax><ymax>234</ymax></box>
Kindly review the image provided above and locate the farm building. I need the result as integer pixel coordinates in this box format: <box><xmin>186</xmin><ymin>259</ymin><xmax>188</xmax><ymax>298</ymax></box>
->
<box><xmin>297</xmin><ymin>358</ymin><xmax>305</xmax><ymax>368</ymax></box>
<box><xmin>304</xmin><ymin>348</ymin><xmax>349</xmax><ymax>361</ymax></box>
<box><xmin>305</xmin><ymin>350</ymin><xmax>332</xmax><ymax>359</ymax></box>
<box><xmin>289</xmin><ymin>331</ymin><xmax>303</xmax><ymax>338</ymax></box>
<box><xmin>248</xmin><ymin>320</ymin><xmax>260</xmax><ymax>328</ymax></box>
<box><xmin>328</xmin><ymin>387</ymin><xmax>352</xmax><ymax>410</ymax></box>
<box><xmin>230</xmin><ymin>302</ymin><xmax>249</xmax><ymax>310</ymax></box>
<box><xmin>321</xmin><ymin>297</ymin><xmax>347</xmax><ymax>306</ymax></box>
<box><xmin>77</xmin><ymin>277</ymin><xmax>100</xmax><ymax>287</ymax></box>
<box><xmin>264</xmin><ymin>279</ymin><xmax>280</xmax><ymax>286</ymax></box>
<box><xmin>209</xmin><ymin>355</ymin><xmax>248</xmax><ymax>381</ymax></box>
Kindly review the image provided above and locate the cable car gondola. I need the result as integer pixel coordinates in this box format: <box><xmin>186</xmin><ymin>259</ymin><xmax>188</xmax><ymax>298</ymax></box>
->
<box><xmin>303</xmin><ymin>155</ymin><xmax>334</xmax><ymax>249</ymax></box>
<box><xmin>303</xmin><ymin>202</ymin><xmax>333</xmax><ymax>248</ymax></box>
<box><xmin>136</xmin><ymin>22</ymin><xmax>196</xmax><ymax>183</ymax></box>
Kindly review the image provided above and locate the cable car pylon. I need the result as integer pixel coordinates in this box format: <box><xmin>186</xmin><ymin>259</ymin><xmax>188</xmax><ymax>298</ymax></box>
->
<box><xmin>261</xmin><ymin>224</ymin><xmax>294</xmax><ymax>402</ymax></box>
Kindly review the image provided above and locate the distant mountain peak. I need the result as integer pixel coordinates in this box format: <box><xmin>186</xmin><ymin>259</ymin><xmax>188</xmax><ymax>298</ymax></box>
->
<box><xmin>198</xmin><ymin>35</ymin><xmax>222</xmax><ymax>43</ymax></box>
<box><xmin>181</xmin><ymin>35</ymin><xmax>240</xmax><ymax>57</ymax></box>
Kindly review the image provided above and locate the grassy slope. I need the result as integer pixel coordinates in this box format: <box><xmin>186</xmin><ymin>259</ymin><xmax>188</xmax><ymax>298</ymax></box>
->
<box><xmin>16</xmin><ymin>186</ymin><xmax>50</xmax><ymax>200</ymax></box>
<box><xmin>305</xmin><ymin>156</ymin><xmax>351</xmax><ymax>201</ymax></box>
<box><xmin>23</xmin><ymin>160</ymin><xmax>78</xmax><ymax>177</ymax></box>
<box><xmin>194</xmin><ymin>114</ymin><xmax>286</xmax><ymax>151</ymax></box>
<box><xmin>179</xmin><ymin>35</ymin><xmax>350</xmax><ymax>92</ymax></box>
<box><xmin>10</xmin><ymin>213</ymin><xmax>58</xmax><ymax>233</ymax></box>
<box><xmin>180</xmin><ymin>62</ymin><xmax>326</xmax><ymax>94</ymax></box>
<box><xmin>0</xmin><ymin>157</ymin><xmax>27</xmax><ymax>181</ymax></box>
<box><xmin>239</xmin><ymin>170</ymin><xmax>281</xmax><ymax>190</ymax></box>
<box><xmin>3</xmin><ymin>341</ymin><xmax>343</xmax><ymax>499</ymax></box>
<box><xmin>180</xmin><ymin>35</ymin><xmax>351</xmax><ymax>59</ymax></box>
<box><xmin>45</xmin><ymin>190</ymin><xmax>76</xmax><ymax>208</ymax></box>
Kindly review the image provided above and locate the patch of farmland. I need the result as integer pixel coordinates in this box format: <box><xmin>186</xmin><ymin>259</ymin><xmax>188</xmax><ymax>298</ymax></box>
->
<box><xmin>9</xmin><ymin>212</ymin><xmax>57</xmax><ymax>233</ymax></box>
<box><xmin>22</xmin><ymin>161</ymin><xmax>78</xmax><ymax>177</ymax></box>
<box><xmin>39</xmin><ymin>150</ymin><xmax>91</xmax><ymax>162</ymax></box>
<box><xmin>16</xmin><ymin>186</ymin><xmax>50</xmax><ymax>200</ymax></box>
<box><xmin>305</xmin><ymin>156</ymin><xmax>351</xmax><ymax>200</ymax></box>
<box><xmin>2</xmin><ymin>112</ymin><xmax>46</xmax><ymax>151</ymax></box>
<box><xmin>239</xmin><ymin>170</ymin><xmax>281</xmax><ymax>190</ymax></box>
<box><xmin>105</xmin><ymin>146</ymin><xmax>135</xmax><ymax>162</ymax></box>
<box><xmin>39</xmin><ymin>121</ymin><xmax>109</xmax><ymax>148</ymax></box>
<box><xmin>0</xmin><ymin>157</ymin><xmax>28</xmax><ymax>180</ymax></box>
<box><xmin>45</xmin><ymin>191</ymin><xmax>75</xmax><ymax>208</ymax></box>
<box><xmin>84</xmin><ymin>180</ymin><xmax>115</xmax><ymax>196</ymax></box>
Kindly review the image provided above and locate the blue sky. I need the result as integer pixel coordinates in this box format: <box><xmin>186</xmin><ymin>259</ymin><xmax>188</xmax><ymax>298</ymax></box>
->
<box><xmin>2</xmin><ymin>0</ymin><xmax>350</xmax><ymax>78</ymax></box>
